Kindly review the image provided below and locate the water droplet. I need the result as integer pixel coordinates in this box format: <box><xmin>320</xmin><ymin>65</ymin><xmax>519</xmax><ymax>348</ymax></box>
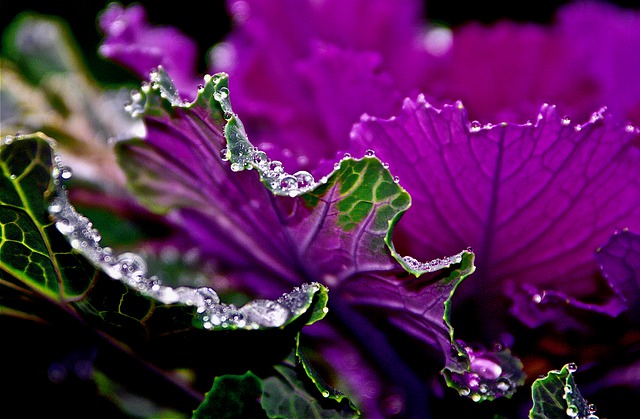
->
<box><xmin>469</xmin><ymin>121</ymin><xmax>482</xmax><ymax>133</ymax></box>
<box><xmin>322</xmin><ymin>390</ymin><xmax>330</xmax><ymax>398</ymax></box>
<box><xmin>422</xmin><ymin>26</ymin><xmax>453</xmax><ymax>56</ymax></box>
<box><xmin>471</xmin><ymin>393</ymin><xmax>481</xmax><ymax>402</ymax></box>
<box><xmin>197</xmin><ymin>287</ymin><xmax>221</xmax><ymax>305</ymax></box>
<box><xmin>342</xmin><ymin>152</ymin><xmax>351</xmax><ymax>160</ymax></box>
<box><xmin>253</xmin><ymin>151</ymin><xmax>267</xmax><ymax>165</ymax></box>
<box><xmin>365</xmin><ymin>149</ymin><xmax>376</xmax><ymax>157</ymax></box>
<box><xmin>279</xmin><ymin>175</ymin><xmax>297</xmax><ymax>190</ymax></box>
<box><xmin>60</xmin><ymin>166</ymin><xmax>73</xmax><ymax>180</ymax></box>
<box><xmin>562</xmin><ymin>116</ymin><xmax>571</xmax><ymax>126</ymax></box>
<box><xmin>566</xmin><ymin>405</ymin><xmax>578</xmax><ymax>418</ymax></box>
<box><xmin>567</xmin><ymin>362</ymin><xmax>578</xmax><ymax>372</ymax></box>
<box><xmin>55</xmin><ymin>219</ymin><xmax>75</xmax><ymax>235</ymax></box>
<box><xmin>110</xmin><ymin>252</ymin><xmax>147</xmax><ymax>282</ymax></box>
<box><xmin>294</xmin><ymin>171</ymin><xmax>314</xmax><ymax>189</ymax></box>
<box><xmin>48</xmin><ymin>198</ymin><xmax>64</xmax><ymax>214</ymax></box>
<box><xmin>220</xmin><ymin>148</ymin><xmax>229</xmax><ymax>161</ymax></box>
<box><xmin>393</xmin><ymin>176</ymin><xmax>400</xmax><ymax>183</ymax></box>
<box><xmin>496</xmin><ymin>378</ymin><xmax>511</xmax><ymax>393</ymax></box>
<box><xmin>269</xmin><ymin>160</ymin><xmax>284</xmax><ymax>174</ymax></box>
<box><xmin>459</xmin><ymin>387</ymin><xmax>471</xmax><ymax>396</ymax></box>
<box><xmin>467</xmin><ymin>374</ymin><xmax>480</xmax><ymax>388</ymax></box>
<box><xmin>532</xmin><ymin>293</ymin><xmax>543</xmax><ymax>304</ymax></box>
<box><xmin>213</xmin><ymin>86</ymin><xmax>229</xmax><ymax>101</ymax></box>
<box><xmin>239</xmin><ymin>299</ymin><xmax>289</xmax><ymax>327</ymax></box>
<box><xmin>590</xmin><ymin>112</ymin><xmax>603</xmax><ymax>123</ymax></box>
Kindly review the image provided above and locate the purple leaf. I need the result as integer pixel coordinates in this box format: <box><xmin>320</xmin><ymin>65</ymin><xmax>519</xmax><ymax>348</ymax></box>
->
<box><xmin>115</xmin><ymin>69</ymin><xmax>498</xmax><ymax>406</ymax></box>
<box><xmin>596</xmin><ymin>229</ymin><xmax>640</xmax><ymax>320</ymax></box>
<box><xmin>211</xmin><ymin>0</ymin><xmax>640</xmax><ymax>134</ymax></box>
<box><xmin>349</xmin><ymin>96</ymin><xmax>640</xmax><ymax>328</ymax></box>
<box><xmin>118</xmin><ymin>70</ymin><xmax>300</xmax><ymax>295</ymax></box>
<box><xmin>98</xmin><ymin>3</ymin><xmax>200</xmax><ymax>99</ymax></box>
<box><xmin>106</xmin><ymin>0</ymin><xmax>423</xmax><ymax>173</ymax></box>
<box><xmin>425</xmin><ymin>1</ymin><xmax>640</xmax><ymax>124</ymax></box>
<box><xmin>220</xmin><ymin>41</ymin><xmax>403</xmax><ymax>174</ymax></box>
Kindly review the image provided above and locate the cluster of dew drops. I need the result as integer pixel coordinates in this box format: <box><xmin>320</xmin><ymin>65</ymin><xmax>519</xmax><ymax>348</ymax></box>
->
<box><xmin>220</xmin><ymin>143</ymin><xmax>318</xmax><ymax>198</ymax></box>
<box><xmin>209</xmin><ymin>72</ymin><xmax>401</xmax><ymax>198</ymax></box>
<box><xmin>466</xmin><ymin>104</ymin><xmax>639</xmax><ymax>137</ymax></box>
<box><xmin>206</xmin><ymin>72</ymin><xmax>322</xmax><ymax>198</ymax></box>
<box><xmin>452</xmin><ymin>342</ymin><xmax>518</xmax><ymax>403</ymax></box>
<box><xmin>45</xmin><ymin>146</ymin><xmax>322</xmax><ymax>330</ymax></box>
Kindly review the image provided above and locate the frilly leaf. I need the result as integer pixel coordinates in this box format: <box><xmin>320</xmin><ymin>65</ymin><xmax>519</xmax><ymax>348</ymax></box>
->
<box><xmin>117</xmin><ymin>68</ymin><xmax>502</xmax><ymax>406</ymax></box>
<box><xmin>351</xmin><ymin>96</ymin><xmax>640</xmax><ymax>329</ymax></box>
<box><xmin>209</xmin><ymin>69</ymin><xmax>470</xmax><ymax>275</ymax></box>
<box><xmin>209</xmin><ymin>74</ymin><xmax>494</xmax><ymax>400</ymax></box>
<box><xmin>1</xmin><ymin>133</ymin><xmax>328</xmax><ymax>333</ymax></box>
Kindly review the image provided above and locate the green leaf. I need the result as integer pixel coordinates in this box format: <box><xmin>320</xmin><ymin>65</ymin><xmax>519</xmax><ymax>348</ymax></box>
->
<box><xmin>193</xmin><ymin>371</ymin><xmax>265</xmax><ymax>419</ymax></box>
<box><xmin>1</xmin><ymin>133</ymin><xmax>85</xmax><ymax>301</ymax></box>
<box><xmin>0</xmin><ymin>133</ymin><xmax>190</xmax><ymax>336</ymax></box>
<box><xmin>2</xmin><ymin>133</ymin><xmax>329</xmax><ymax>336</ymax></box>
<box><xmin>294</xmin><ymin>335</ymin><xmax>359</xmax><ymax>415</ymax></box>
<box><xmin>1</xmin><ymin>132</ymin><xmax>341</xmax><ymax>415</ymax></box>
<box><xmin>529</xmin><ymin>363</ymin><xmax>599</xmax><ymax>419</ymax></box>
<box><xmin>195</xmin><ymin>336</ymin><xmax>360</xmax><ymax>419</ymax></box>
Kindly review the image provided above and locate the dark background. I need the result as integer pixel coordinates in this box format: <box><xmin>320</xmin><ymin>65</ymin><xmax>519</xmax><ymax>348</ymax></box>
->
<box><xmin>3</xmin><ymin>0</ymin><xmax>640</xmax><ymax>85</ymax></box>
